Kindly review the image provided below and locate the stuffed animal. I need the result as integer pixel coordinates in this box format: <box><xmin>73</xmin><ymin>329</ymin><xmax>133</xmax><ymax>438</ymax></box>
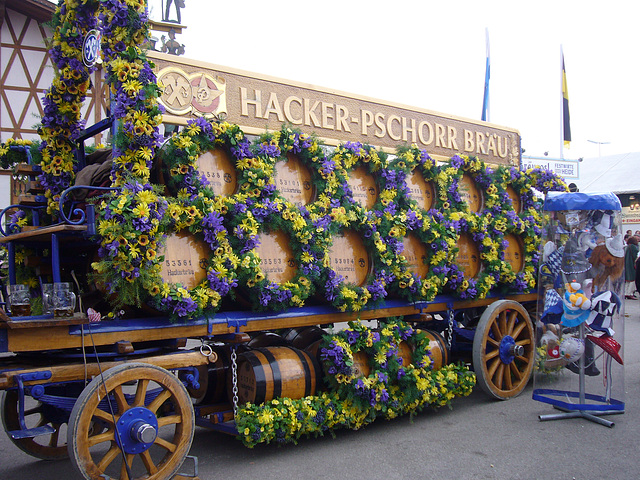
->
<box><xmin>561</xmin><ymin>280</ymin><xmax>591</xmax><ymax>327</ymax></box>
<box><xmin>589</xmin><ymin>235</ymin><xmax>625</xmax><ymax>289</ymax></box>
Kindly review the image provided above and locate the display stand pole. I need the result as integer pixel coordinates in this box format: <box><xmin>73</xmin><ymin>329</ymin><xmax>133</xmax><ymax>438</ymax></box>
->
<box><xmin>539</xmin><ymin>325</ymin><xmax>622</xmax><ymax>427</ymax></box>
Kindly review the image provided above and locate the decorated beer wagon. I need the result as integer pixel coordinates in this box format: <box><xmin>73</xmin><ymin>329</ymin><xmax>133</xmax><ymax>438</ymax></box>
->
<box><xmin>0</xmin><ymin>1</ymin><xmax>568</xmax><ymax>479</ymax></box>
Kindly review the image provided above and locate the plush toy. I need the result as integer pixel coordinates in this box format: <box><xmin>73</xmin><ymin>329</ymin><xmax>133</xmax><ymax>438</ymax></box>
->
<box><xmin>543</xmin><ymin>335</ymin><xmax>585</xmax><ymax>368</ymax></box>
<box><xmin>589</xmin><ymin>235</ymin><xmax>625</xmax><ymax>289</ymax></box>
<box><xmin>561</xmin><ymin>280</ymin><xmax>591</xmax><ymax>327</ymax></box>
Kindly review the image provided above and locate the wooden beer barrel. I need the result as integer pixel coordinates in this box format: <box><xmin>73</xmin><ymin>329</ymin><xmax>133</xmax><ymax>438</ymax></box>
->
<box><xmin>248</xmin><ymin>332</ymin><xmax>289</xmax><ymax>348</ymax></box>
<box><xmin>274</xmin><ymin>153</ymin><xmax>316</xmax><ymax>206</ymax></box>
<box><xmin>454</xmin><ymin>233</ymin><xmax>481</xmax><ymax>279</ymax></box>
<box><xmin>346</xmin><ymin>165</ymin><xmax>378</xmax><ymax>209</ymax></box>
<box><xmin>401</xmin><ymin>234</ymin><xmax>429</xmax><ymax>278</ymax></box>
<box><xmin>255</xmin><ymin>229</ymin><xmax>297</xmax><ymax>284</ymax></box>
<box><xmin>419</xmin><ymin>329</ymin><xmax>449</xmax><ymax>370</ymax></box>
<box><xmin>327</xmin><ymin>230</ymin><xmax>372</xmax><ymax>286</ymax></box>
<box><xmin>283</xmin><ymin>326</ymin><xmax>326</xmax><ymax>350</ymax></box>
<box><xmin>505</xmin><ymin>185</ymin><xmax>522</xmax><ymax>214</ymax></box>
<box><xmin>504</xmin><ymin>233</ymin><xmax>525</xmax><ymax>273</ymax></box>
<box><xmin>459</xmin><ymin>174</ymin><xmax>483</xmax><ymax>213</ymax></box>
<box><xmin>194</xmin><ymin>148</ymin><xmax>238</xmax><ymax>197</ymax></box>
<box><xmin>406</xmin><ymin>169</ymin><xmax>436</xmax><ymax>211</ymax></box>
<box><xmin>232</xmin><ymin>346</ymin><xmax>320</xmax><ymax>404</ymax></box>
<box><xmin>159</xmin><ymin>232</ymin><xmax>210</xmax><ymax>289</ymax></box>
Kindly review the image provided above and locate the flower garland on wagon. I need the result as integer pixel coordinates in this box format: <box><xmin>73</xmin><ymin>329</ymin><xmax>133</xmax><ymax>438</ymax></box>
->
<box><xmin>235</xmin><ymin>319</ymin><xmax>476</xmax><ymax>447</ymax></box>
<box><xmin>37</xmin><ymin>0</ymin><xmax>100</xmax><ymax>215</ymax></box>
<box><xmin>381</xmin><ymin>145</ymin><xmax>457</xmax><ymax>301</ymax></box>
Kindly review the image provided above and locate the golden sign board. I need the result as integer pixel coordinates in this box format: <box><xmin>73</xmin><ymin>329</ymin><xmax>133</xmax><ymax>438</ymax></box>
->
<box><xmin>151</xmin><ymin>52</ymin><xmax>521</xmax><ymax>166</ymax></box>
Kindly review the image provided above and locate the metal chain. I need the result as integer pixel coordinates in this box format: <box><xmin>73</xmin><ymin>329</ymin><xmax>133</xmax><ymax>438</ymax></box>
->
<box><xmin>445</xmin><ymin>308</ymin><xmax>454</xmax><ymax>349</ymax></box>
<box><xmin>231</xmin><ymin>346</ymin><xmax>239</xmax><ymax>418</ymax></box>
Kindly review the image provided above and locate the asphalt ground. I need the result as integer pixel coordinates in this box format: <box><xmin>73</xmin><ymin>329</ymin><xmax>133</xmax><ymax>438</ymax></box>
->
<box><xmin>1</xmin><ymin>300</ymin><xmax>639</xmax><ymax>480</ymax></box>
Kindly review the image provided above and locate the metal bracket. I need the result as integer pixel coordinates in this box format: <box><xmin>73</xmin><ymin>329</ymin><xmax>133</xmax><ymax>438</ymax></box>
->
<box><xmin>173</xmin><ymin>455</ymin><xmax>200</xmax><ymax>480</ymax></box>
<box><xmin>9</xmin><ymin>371</ymin><xmax>55</xmax><ymax>440</ymax></box>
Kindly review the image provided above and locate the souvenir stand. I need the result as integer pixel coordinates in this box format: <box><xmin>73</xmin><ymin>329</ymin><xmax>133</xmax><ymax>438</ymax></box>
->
<box><xmin>533</xmin><ymin>191</ymin><xmax>625</xmax><ymax>427</ymax></box>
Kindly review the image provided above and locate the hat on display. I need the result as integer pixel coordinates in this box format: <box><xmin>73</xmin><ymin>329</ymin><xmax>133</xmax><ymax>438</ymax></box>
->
<box><xmin>560</xmin><ymin>238</ymin><xmax>592</xmax><ymax>276</ymax></box>
<box><xmin>586</xmin><ymin>290</ymin><xmax>621</xmax><ymax>336</ymax></box>
<box><xmin>587</xmin><ymin>334</ymin><xmax>623</xmax><ymax>365</ymax></box>
<box><xmin>605</xmin><ymin>234</ymin><xmax>624</xmax><ymax>258</ymax></box>
<box><xmin>594</xmin><ymin>211</ymin><xmax>614</xmax><ymax>237</ymax></box>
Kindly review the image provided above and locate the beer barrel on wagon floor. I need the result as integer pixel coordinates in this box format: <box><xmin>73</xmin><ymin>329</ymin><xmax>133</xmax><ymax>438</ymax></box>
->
<box><xmin>231</xmin><ymin>346</ymin><xmax>321</xmax><ymax>405</ymax></box>
<box><xmin>419</xmin><ymin>329</ymin><xmax>449</xmax><ymax>370</ymax></box>
<box><xmin>453</xmin><ymin>233</ymin><xmax>482</xmax><ymax>279</ymax></box>
<box><xmin>159</xmin><ymin>231</ymin><xmax>210</xmax><ymax>289</ymax></box>
<box><xmin>326</xmin><ymin>230</ymin><xmax>372</xmax><ymax>286</ymax></box>
<box><xmin>273</xmin><ymin>153</ymin><xmax>316</xmax><ymax>207</ymax></box>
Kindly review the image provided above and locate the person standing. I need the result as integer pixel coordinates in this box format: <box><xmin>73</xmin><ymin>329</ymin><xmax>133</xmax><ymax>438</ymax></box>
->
<box><xmin>624</xmin><ymin>235</ymin><xmax>639</xmax><ymax>299</ymax></box>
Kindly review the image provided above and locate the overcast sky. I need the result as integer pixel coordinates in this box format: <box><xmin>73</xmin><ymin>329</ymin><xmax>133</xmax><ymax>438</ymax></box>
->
<box><xmin>148</xmin><ymin>0</ymin><xmax>640</xmax><ymax>161</ymax></box>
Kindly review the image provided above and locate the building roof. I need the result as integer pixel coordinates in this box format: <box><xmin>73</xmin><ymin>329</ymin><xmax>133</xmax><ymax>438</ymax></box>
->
<box><xmin>3</xmin><ymin>0</ymin><xmax>56</xmax><ymax>22</ymax></box>
<box><xmin>574</xmin><ymin>152</ymin><xmax>640</xmax><ymax>195</ymax></box>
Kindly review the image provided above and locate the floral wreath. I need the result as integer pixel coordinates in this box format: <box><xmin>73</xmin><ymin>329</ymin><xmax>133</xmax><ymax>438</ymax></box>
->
<box><xmin>235</xmin><ymin>319</ymin><xmax>476</xmax><ymax>447</ymax></box>
<box><xmin>259</xmin><ymin>126</ymin><xmax>353</xmax><ymax>214</ymax></box>
<box><xmin>331</xmin><ymin>141</ymin><xmax>386</xmax><ymax>210</ymax></box>
<box><xmin>390</xmin><ymin>143</ymin><xmax>440</xmax><ymax>211</ymax></box>
<box><xmin>91</xmin><ymin>185</ymin><xmax>240</xmax><ymax>319</ymax></box>
<box><xmin>225</xmin><ymin>192</ymin><xmax>324</xmax><ymax>311</ymax></box>
<box><xmin>314</xmin><ymin>203</ymin><xmax>401</xmax><ymax>312</ymax></box>
<box><xmin>445</xmin><ymin>210</ymin><xmax>502</xmax><ymax>299</ymax></box>
<box><xmin>158</xmin><ymin>118</ymin><xmax>273</xmax><ymax>199</ymax></box>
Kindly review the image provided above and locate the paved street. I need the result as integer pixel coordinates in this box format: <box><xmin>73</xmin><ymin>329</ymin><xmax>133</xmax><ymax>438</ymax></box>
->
<box><xmin>1</xmin><ymin>300</ymin><xmax>638</xmax><ymax>480</ymax></box>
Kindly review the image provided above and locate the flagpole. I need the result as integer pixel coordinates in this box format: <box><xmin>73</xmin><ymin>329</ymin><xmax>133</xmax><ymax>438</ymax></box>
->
<box><xmin>482</xmin><ymin>28</ymin><xmax>490</xmax><ymax>122</ymax></box>
<box><xmin>560</xmin><ymin>45</ymin><xmax>564</xmax><ymax>159</ymax></box>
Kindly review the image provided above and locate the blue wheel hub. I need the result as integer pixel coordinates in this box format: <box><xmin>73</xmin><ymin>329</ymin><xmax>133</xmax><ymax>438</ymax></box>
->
<box><xmin>499</xmin><ymin>335</ymin><xmax>516</xmax><ymax>364</ymax></box>
<box><xmin>114</xmin><ymin>407</ymin><xmax>158</xmax><ymax>454</ymax></box>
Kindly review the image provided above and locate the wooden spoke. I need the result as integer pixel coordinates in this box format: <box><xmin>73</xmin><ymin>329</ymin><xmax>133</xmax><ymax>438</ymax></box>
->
<box><xmin>511</xmin><ymin>321</ymin><xmax>526</xmax><ymax>340</ymax></box>
<box><xmin>484</xmin><ymin>348</ymin><xmax>500</xmax><ymax>361</ymax></box>
<box><xmin>140</xmin><ymin>449</ymin><xmax>159</xmax><ymax>475</ymax></box>
<box><xmin>88</xmin><ymin>430</ymin><xmax>115</xmax><ymax>447</ymax></box>
<box><xmin>147</xmin><ymin>389</ymin><xmax>172</xmax><ymax>414</ymax></box>
<box><xmin>68</xmin><ymin>363</ymin><xmax>194</xmax><ymax>480</ymax></box>
<box><xmin>133</xmin><ymin>379</ymin><xmax>150</xmax><ymax>407</ymax></box>
<box><xmin>490</xmin><ymin>321</ymin><xmax>502</xmax><ymax>341</ymax></box>
<box><xmin>157</xmin><ymin>414</ymin><xmax>182</xmax><ymax>427</ymax></box>
<box><xmin>487</xmin><ymin>357</ymin><xmax>501</xmax><ymax>378</ymax></box>
<box><xmin>92</xmin><ymin>407</ymin><xmax>114</xmax><ymax>424</ymax></box>
<box><xmin>506</xmin><ymin>310</ymin><xmax>518</xmax><ymax>336</ymax></box>
<box><xmin>113</xmin><ymin>385</ymin><xmax>129</xmax><ymax>413</ymax></box>
<box><xmin>498</xmin><ymin>311</ymin><xmax>507</xmax><ymax>337</ymax></box>
<box><xmin>472</xmin><ymin>300</ymin><xmax>535</xmax><ymax>399</ymax></box>
<box><xmin>509</xmin><ymin>362</ymin><xmax>524</xmax><ymax>380</ymax></box>
<box><xmin>120</xmin><ymin>453</ymin><xmax>134</xmax><ymax>480</ymax></box>
<box><xmin>154</xmin><ymin>435</ymin><xmax>177</xmax><ymax>453</ymax></box>
<box><xmin>96</xmin><ymin>444</ymin><xmax>121</xmax><ymax>471</ymax></box>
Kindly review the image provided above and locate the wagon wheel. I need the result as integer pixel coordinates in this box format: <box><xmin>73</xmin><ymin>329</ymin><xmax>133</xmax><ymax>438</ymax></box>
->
<box><xmin>472</xmin><ymin>300</ymin><xmax>535</xmax><ymax>399</ymax></box>
<box><xmin>67</xmin><ymin>363</ymin><xmax>195</xmax><ymax>480</ymax></box>
<box><xmin>1</xmin><ymin>390</ymin><xmax>69</xmax><ymax>460</ymax></box>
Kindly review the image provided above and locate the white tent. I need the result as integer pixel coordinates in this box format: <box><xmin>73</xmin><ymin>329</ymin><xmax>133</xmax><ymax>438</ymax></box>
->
<box><xmin>575</xmin><ymin>152</ymin><xmax>640</xmax><ymax>194</ymax></box>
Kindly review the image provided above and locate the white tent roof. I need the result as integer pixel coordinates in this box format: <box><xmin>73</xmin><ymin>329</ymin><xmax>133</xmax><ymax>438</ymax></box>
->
<box><xmin>574</xmin><ymin>152</ymin><xmax>640</xmax><ymax>194</ymax></box>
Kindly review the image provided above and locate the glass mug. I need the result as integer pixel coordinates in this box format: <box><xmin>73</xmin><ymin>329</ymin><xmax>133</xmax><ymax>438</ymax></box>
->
<box><xmin>52</xmin><ymin>282</ymin><xmax>76</xmax><ymax>318</ymax></box>
<box><xmin>9</xmin><ymin>284</ymin><xmax>31</xmax><ymax>317</ymax></box>
<box><xmin>42</xmin><ymin>283</ymin><xmax>54</xmax><ymax>315</ymax></box>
